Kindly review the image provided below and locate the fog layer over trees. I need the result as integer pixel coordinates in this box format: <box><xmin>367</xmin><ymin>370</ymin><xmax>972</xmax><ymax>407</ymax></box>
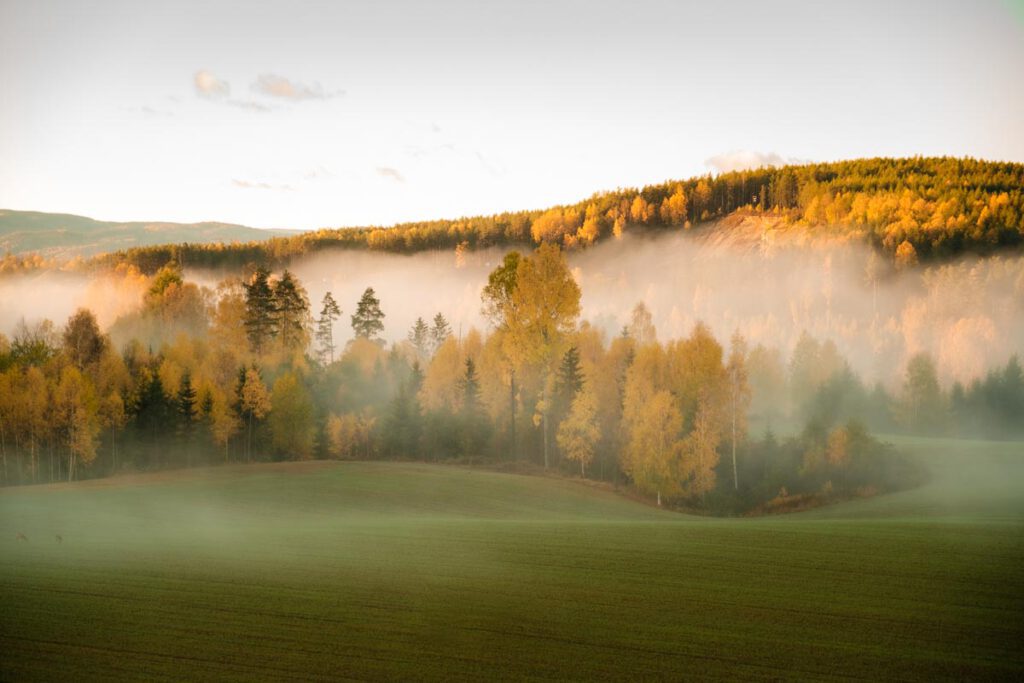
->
<box><xmin>6</xmin><ymin>239</ymin><xmax>1020</xmax><ymax>513</ymax></box>
<box><xmin>3</xmin><ymin>219</ymin><xmax>1022</xmax><ymax>390</ymax></box>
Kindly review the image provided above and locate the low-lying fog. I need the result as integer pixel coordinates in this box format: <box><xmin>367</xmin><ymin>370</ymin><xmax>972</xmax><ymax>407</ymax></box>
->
<box><xmin>2</xmin><ymin>223</ymin><xmax>1023</xmax><ymax>387</ymax></box>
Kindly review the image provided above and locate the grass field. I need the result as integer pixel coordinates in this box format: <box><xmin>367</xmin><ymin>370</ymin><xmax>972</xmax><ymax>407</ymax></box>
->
<box><xmin>2</xmin><ymin>437</ymin><xmax>1023</xmax><ymax>681</ymax></box>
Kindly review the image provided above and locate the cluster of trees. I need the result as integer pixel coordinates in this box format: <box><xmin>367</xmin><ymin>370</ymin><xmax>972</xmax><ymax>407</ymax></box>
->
<box><xmin>69</xmin><ymin>158</ymin><xmax>1021</xmax><ymax>278</ymax></box>
<box><xmin>0</xmin><ymin>244</ymin><xmax>939</xmax><ymax>513</ymax></box>
<box><xmin>757</xmin><ymin>336</ymin><xmax>1024</xmax><ymax>441</ymax></box>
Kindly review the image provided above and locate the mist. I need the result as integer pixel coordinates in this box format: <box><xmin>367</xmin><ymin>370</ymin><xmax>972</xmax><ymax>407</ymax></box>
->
<box><xmin>280</xmin><ymin>222</ymin><xmax>1024</xmax><ymax>387</ymax></box>
<box><xmin>2</xmin><ymin>220</ymin><xmax>1023</xmax><ymax>387</ymax></box>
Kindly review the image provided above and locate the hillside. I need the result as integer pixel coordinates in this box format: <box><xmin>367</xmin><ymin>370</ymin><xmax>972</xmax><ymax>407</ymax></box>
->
<box><xmin>2</xmin><ymin>439</ymin><xmax>1022</xmax><ymax>680</ymax></box>
<box><xmin>0</xmin><ymin>209</ymin><xmax>297</xmax><ymax>260</ymax></box>
<box><xmin>46</xmin><ymin>156</ymin><xmax>1016</xmax><ymax>275</ymax></box>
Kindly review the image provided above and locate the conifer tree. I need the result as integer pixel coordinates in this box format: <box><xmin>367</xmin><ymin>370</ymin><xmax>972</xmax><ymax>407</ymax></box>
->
<box><xmin>244</xmin><ymin>266</ymin><xmax>277</xmax><ymax>354</ymax></box>
<box><xmin>273</xmin><ymin>270</ymin><xmax>311</xmax><ymax>353</ymax></box>
<box><xmin>430</xmin><ymin>313</ymin><xmax>451</xmax><ymax>354</ymax></box>
<box><xmin>408</xmin><ymin>317</ymin><xmax>431</xmax><ymax>359</ymax></box>
<box><xmin>351</xmin><ymin>287</ymin><xmax>385</xmax><ymax>341</ymax></box>
<box><xmin>176</xmin><ymin>371</ymin><xmax>198</xmax><ymax>466</ymax></box>
<box><xmin>460</xmin><ymin>357</ymin><xmax>482</xmax><ymax>416</ymax></box>
<box><xmin>315</xmin><ymin>292</ymin><xmax>342</xmax><ymax>364</ymax></box>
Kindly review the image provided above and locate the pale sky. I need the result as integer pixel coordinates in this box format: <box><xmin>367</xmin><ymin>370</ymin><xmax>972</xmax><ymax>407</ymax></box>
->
<box><xmin>1</xmin><ymin>0</ymin><xmax>1023</xmax><ymax>230</ymax></box>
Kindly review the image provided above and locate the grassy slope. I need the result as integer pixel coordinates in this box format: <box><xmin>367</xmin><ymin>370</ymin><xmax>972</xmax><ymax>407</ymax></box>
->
<box><xmin>0</xmin><ymin>209</ymin><xmax>295</xmax><ymax>259</ymax></box>
<box><xmin>1</xmin><ymin>440</ymin><xmax>1022</xmax><ymax>681</ymax></box>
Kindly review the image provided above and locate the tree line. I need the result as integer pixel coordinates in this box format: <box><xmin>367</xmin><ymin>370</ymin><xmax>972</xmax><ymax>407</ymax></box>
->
<box><xmin>2</xmin><ymin>157</ymin><xmax>1017</xmax><ymax>279</ymax></box>
<box><xmin>4</xmin><ymin>244</ymin><xmax>1007</xmax><ymax>510</ymax></box>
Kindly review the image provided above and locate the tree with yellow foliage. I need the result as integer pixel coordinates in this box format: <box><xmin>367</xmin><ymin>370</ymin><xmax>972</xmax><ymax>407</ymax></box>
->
<box><xmin>556</xmin><ymin>387</ymin><xmax>599</xmax><ymax>477</ymax></box>
<box><xmin>576</xmin><ymin>203</ymin><xmax>602</xmax><ymax>245</ymax></box>
<box><xmin>659</xmin><ymin>185</ymin><xmax>689</xmax><ymax>226</ymax></box>
<box><xmin>269</xmin><ymin>371</ymin><xmax>315</xmax><ymax>460</ymax></box>
<box><xmin>420</xmin><ymin>336</ymin><xmax>466</xmax><ymax>412</ymax></box>
<box><xmin>894</xmin><ymin>240</ymin><xmax>919</xmax><ymax>269</ymax></box>
<box><xmin>628</xmin><ymin>302</ymin><xmax>657</xmax><ymax>347</ymax></box>
<box><xmin>209</xmin><ymin>390</ymin><xmax>240</xmax><ymax>462</ymax></box>
<box><xmin>53</xmin><ymin>366</ymin><xmax>100</xmax><ymax>481</ymax></box>
<box><xmin>239</xmin><ymin>367</ymin><xmax>271</xmax><ymax>462</ymax></box>
<box><xmin>326</xmin><ymin>412</ymin><xmax>375</xmax><ymax>459</ymax></box>
<box><xmin>622</xmin><ymin>390</ymin><xmax>683</xmax><ymax>506</ymax></box>
<box><xmin>504</xmin><ymin>243</ymin><xmax>581</xmax><ymax>467</ymax></box>
<box><xmin>629</xmin><ymin>195</ymin><xmax>653</xmax><ymax>225</ymax></box>
<box><xmin>680</xmin><ymin>391</ymin><xmax>720</xmax><ymax>504</ymax></box>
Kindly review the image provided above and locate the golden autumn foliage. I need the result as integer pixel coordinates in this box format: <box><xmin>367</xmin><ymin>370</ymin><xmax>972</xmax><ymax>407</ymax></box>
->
<box><xmin>63</xmin><ymin>157</ymin><xmax>1020</xmax><ymax>286</ymax></box>
<box><xmin>556</xmin><ymin>387</ymin><xmax>600</xmax><ymax>476</ymax></box>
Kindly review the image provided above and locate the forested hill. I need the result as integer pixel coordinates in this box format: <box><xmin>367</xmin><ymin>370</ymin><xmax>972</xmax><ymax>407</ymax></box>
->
<box><xmin>5</xmin><ymin>157</ymin><xmax>1023</xmax><ymax>275</ymax></box>
<box><xmin>0</xmin><ymin>210</ymin><xmax>296</xmax><ymax>261</ymax></box>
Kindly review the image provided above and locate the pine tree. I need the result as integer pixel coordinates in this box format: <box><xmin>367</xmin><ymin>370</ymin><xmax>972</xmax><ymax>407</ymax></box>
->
<box><xmin>430</xmin><ymin>313</ymin><xmax>451</xmax><ymax>354</ymax></box>
<box><xmin>351</xmin><ymin>287</ymin><xmax>385</xmax><ymax>341</ymax></box>
<box><xmin>135</xmin><ymin>371</ymin><xmax>173</xmax><ymax>469</ymax></box>
<box><xmin>244</xmin><ymin>266</ymin><xmax>277</xmax><ymax>354</ymax></box>
<box><xmin>553</xmin><ymin>346</ymin><xmax>584</xmax><ymax>428</ymax></box>
<box><xmin>273</xmin><ymin>270</ymin><xmax>311</xmax><ymax>352</ymax></box>
<box><xmin>315</xmin><ymin>292</ymin><xmax>341</xmax><ymax>364</ymax></box>
<box><xmin>199</xmin><ymin>388</ymin><xmax>214</xmax><ymax>419</ymax></box>
<box><xmin>408</xmin><ymin>317</ymin><xmax>430</xmax><ymax>358</ymax></box>
<box><xmin>176</xmin><ymin>371</ymin><xmax>198</xmax><ymax>466</ymax></box>
<box><xmin>457</xmin><ymin>357</ymin><xmax>489</xmax><ymax>456</ymax></box>
<box><xmin>459</xmin><ymin>357</ymin><xmax>482</xmax><ymax>416</ymax></box>
<box><xmin>384</xmin><ymin>369</ymin><xmax>423</xmax><ymax>458</ymax></box>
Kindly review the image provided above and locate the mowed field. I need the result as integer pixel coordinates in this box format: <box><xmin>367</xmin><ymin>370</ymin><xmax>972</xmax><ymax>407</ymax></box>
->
<box><xmin>2</xmin><ymin>438</ymin><xmax>1022</xmax><ymax>681</ymax></box>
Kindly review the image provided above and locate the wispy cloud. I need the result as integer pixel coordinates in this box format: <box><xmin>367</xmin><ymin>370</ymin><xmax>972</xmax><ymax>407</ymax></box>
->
<box><xmin>194</xmin><ymin>70</ymin><xmax>273</xmax><ymax>112</ymax></box>
<box><xmin>194</xmin><ymin>70</ymin><xmax>230</xmax><ymax>99</ymax></box>
<box><xmin>705</xmin><ymin>150</ymin><xmax>808</xmax><ymax>174</ymax></box>
<box><xmin>232</xmin><ymin>179</ymin><xmax>294</xmax><ymax>192</ymax></box>
<box><xmin>376</xmin><ymin>167</ymin><xmax>405</xmax><ymax>183</ymax></box>
<box><xmin>252</xmin><ymin>74</ymin><xmax>342</xmax><ymax>101</ymax></box>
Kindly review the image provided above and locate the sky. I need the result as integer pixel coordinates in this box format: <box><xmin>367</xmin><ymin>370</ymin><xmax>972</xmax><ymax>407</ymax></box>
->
<box><xmin>1</xmin><ymin>0</ymin><xmax>1023</xmax><ymax>231</ymax></box>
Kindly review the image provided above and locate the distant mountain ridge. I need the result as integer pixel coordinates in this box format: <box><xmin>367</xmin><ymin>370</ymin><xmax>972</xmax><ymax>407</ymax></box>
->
<box><xmin>0</xmin><ymin>209</ymin><xmax>298</xmax><ymax>259</ymax></box>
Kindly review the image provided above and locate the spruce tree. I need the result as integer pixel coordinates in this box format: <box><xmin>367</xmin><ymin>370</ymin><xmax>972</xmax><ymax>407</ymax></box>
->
<box><xmin>272</xmin><ymin>270</ymin><xmax>311</xmax><ymax>353</ymax></box>
<box><xmin>176</xmin><ymin>371</ymin><xmax>198</xmax><ymax>466</ymax></box>
<box><xmin>460</xmin><ymin>357</ymin><xmax>482</xmax><ymax>416</ymax></box>
<box><xmin>408</xmin><ymin>317</ymin><xmax>430</xmax><ymax>358</ymax></box>
<box><xmin>315</xmin><ymin>292</ymin><xmax>341</xmax><ymax>364</ymax></box>
<box><xmin>554</xmin><ymin>346</ymin><xmax>584</xmax><ymax>411</ymax></box>
<box><xmin>458</xmin><ymin>357</ymin><xmax>489</xmax><ymax>456</ymax></box>
<box><xmin>351</xmin><ymin>287</ymin><xmax>385</xmax><ymax>341</ymax></box>
<box><xmin>244</xmin><ymin>266</ymin><xmax>276</xmax><ymax>354</ymax></box>
<box><xmin>430</xmin><ymin>313</ymin><xmax>451</xmax><ymax>354</ymax></box>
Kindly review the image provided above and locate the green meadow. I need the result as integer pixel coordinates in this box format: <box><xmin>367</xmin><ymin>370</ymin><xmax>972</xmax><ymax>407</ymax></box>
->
<box><xmin>2</xmin><ymin>436</ymin><xmax>1022</xmax><ymax>681</ymax></box>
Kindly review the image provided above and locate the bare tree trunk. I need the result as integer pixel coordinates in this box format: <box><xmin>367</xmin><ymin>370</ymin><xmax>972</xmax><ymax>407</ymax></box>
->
<box><xmin>541</xmin><ymin>384</ymin><xmax>549</xmax><ymax>470</ymax></box>
<box><xmin>509</xmin><ymin>370</ymin><xmax>516</xmax><ymax>461</ymax></box>
<box><xmin>732</xmin><ymin>388</ymin><xmax>738</xmax><ymax>491</ymax></box>
<box><xmin>0</xmin><ymin>420</ymin><xmax>7</xmax><ymax>486</ymax></box>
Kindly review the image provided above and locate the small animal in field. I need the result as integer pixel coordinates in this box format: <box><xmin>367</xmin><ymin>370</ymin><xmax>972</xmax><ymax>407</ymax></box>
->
<box><xmin>16</xmin><ymin>532</ymin><xmax>28</xmax><ymax>542</ymax></box>
<box><xmin>55</xmin><ymin>534</ymin><xmax>63</xmax><ymax>544</ymax></box>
